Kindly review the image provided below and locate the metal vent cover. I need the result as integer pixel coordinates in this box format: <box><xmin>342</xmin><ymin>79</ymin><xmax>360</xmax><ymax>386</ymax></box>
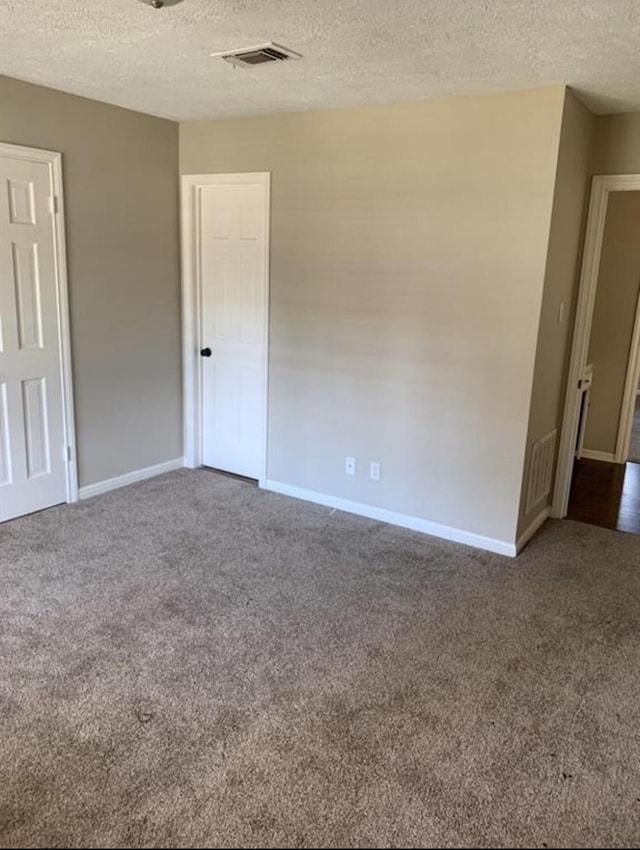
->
<box><xmin>213</xmin><ymin>43</ymin><xmax>301</xmax><ymax>68</ymax></box>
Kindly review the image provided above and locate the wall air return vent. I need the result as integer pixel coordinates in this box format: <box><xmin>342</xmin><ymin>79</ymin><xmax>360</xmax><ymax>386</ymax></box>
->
<box><xmin>214</xmin><ymin>43</ymin><xmax>301</xmax><ymax>68</ymax></box>
<box><xmin>525</xmin><ymin>429</ymin><xmax>557</xmax><ymax>515</ymax></box>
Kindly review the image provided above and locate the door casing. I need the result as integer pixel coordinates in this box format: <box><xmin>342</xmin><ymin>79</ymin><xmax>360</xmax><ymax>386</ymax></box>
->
<box><xmin>0</xmin><ymin>141</ymin><xmax>78</xmax><ymax>510</ymax></box>
<box><xmin>180</xmin><ymin>172</ymin><xmax>270</xmax><ymax>484</ymax></box>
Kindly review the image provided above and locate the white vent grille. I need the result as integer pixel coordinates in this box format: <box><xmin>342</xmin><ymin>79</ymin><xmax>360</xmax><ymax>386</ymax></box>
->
<box><xmin>525</xmin><ymin>429</ymin><xmax>557</xmax><ymax>515</ymax></box>
<box><xmin>215</xmin><ymin>43</ymin><xmax>301</xmax><ymax>68</ymax></box>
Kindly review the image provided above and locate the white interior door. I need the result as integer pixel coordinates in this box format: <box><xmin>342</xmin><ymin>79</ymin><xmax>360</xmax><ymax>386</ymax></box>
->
<box><xmin>0</xmin><ymin>153</ymin><xmax>70</xmax><ymax>521</ymax></box>
<box><xmin>197</xmin><ymin>176</ymin><xmax>269</xmax><ymax>479</ymax></box>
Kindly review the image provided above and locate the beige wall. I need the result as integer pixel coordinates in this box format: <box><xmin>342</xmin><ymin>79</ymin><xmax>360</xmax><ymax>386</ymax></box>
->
<box><xmin>181</xmin><ymin>87</ymin><xmax>565</xmax><ymax>544</ymax></box>
<box><xmin>583</xmin><ymin>191</ymin><xmax>640</xmax><ymax>455</ymax></box>
<box><xmin>2</xmin><ymin>72</ymin><xmax>635</xmax><ymax>543</ymax></box>
<box><xmin>518</xmin><ymin>89</ymin><xmax>595</xmax><ymax>534</ymax></box>
<box><xmin>0</xmin><ymin>76</ymin><xmax>182</xmax><ymax>487</ymax></box>
<box><xmin>591</xmin><ymin>113</ymin><xmax>640</xmax><ymax>175</ymax></box>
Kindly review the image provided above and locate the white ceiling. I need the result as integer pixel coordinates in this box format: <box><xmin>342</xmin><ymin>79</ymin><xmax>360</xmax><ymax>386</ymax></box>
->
<box><xmin>1</xmin><ymin>0</ymin><xmax>639</xmax><ymax>122</ymax></box>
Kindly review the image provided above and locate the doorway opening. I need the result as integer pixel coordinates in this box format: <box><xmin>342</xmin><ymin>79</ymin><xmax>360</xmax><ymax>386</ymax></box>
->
<box><xmin>556</xmin><ymin>178</ymin><xmax>640</xmax><ymax>533</ymax></box>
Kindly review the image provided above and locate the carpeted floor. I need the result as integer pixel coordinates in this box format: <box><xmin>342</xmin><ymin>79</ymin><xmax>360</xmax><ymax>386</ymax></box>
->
<box><xmin>1</xmin><ymin>469</ymin><xmax>640</xmax><ymax>848</ymax></box>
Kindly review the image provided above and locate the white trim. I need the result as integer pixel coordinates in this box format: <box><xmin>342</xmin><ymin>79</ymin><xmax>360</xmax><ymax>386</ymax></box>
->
<box><xmin>615</xmin><ymin>287</ymin><xmax>640</xmax><ymax>462</ymax></box>
<box><xmin>0</xmin><ymin>142</ymin><xmax>78</xmax><ymax>504</ymax></box>
<box><xmin>79</xmin><ymin>458</ymin><xmax>184</xmax><ymax>500</ymax></box>
<box><xmin>263</xmin><ymin>479</ymin><xmax>516</xmax><ymax>557</ymax></box>
<box><xmin>580</xmin><ymin>449</ymin><xmax>617</xmax><ymax>463</ymax></box>
<box><xmin>180</xmin><ymin>172</ymin><xmax>270</xmax><ymax>482</ymax></box>
<box><xmin>553</xmin><ymin>174</ymin><xmax>640</xmax><ymax>518</ymax></box>
<box><xmin>180</xmin><ymin>175</ymin><xmax>198</xmax><ymax>468</ymax></box>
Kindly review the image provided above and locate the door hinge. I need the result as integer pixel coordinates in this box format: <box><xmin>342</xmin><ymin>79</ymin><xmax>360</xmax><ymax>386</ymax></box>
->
<box><xmin>48</xmin><ymin>195</ymin><xmax>59</xmax><ymax>215</ymax></box>
<box><xmin>64</xmin><ymin>445</ymin><xmax>72</xmax><ymax>462</ymax></box>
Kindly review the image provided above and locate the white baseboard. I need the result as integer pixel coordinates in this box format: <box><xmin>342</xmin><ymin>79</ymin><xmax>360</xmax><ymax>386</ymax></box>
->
<box><xmin>79</xmin><ymin>458</ymin><xmax>184</xmax><ymax>500</ymax></box>
<box><xmin>262</xmin><ymin>479</ymin><xmax>516</xmax><ymax>557</ymax></box>
<box><xmin>516</xmin><ymin>506</ymin><xmax>551</xmax><ymax>553</ymax></box>
<box><xmin>580</xmin><ymin>449</ymin><xmax>616</xmax><ymax>463</ymax></box>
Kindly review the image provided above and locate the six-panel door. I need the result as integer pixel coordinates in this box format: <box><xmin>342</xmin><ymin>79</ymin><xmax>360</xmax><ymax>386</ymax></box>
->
<box><xmin>198</xmin><ymin>182</ymin><xmax>267</xmax><ymax>480</ymax></box>
<box><xmin>0</xmin><ymin>155</ymin><xmax>68</xmax><ymax>521</ymax></box>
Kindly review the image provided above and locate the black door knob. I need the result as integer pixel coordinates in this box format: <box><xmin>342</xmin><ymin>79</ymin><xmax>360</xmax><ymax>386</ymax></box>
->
<box><xmin>200</xmin><ymin>347</ymin><xmax>212</xmax><ymax>357</ymax></box>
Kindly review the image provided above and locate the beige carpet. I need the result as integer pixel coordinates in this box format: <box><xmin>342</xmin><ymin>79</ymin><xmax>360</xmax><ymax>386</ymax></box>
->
<box><xmin>1</xmin><ymin>469</ymin><xmax>640</xmax><ymax>848</ymax></box>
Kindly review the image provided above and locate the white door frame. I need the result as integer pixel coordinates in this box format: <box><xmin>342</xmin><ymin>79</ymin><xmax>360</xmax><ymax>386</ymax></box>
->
<box><xmin>0</xmin><ymin>141</ymin><xmax>78</xmax><ymax>504</ymax></box>
<box><xmin>552</xmin><ymin>173</ymin><xmax>640</xmax><ymax>517</ymax></box>
<box><xmin>180</xmin><ymin>172</ymin><xmax>270</xmax><ymax>483</ymax></box>
<box><xmin>615</xmin><ymin>287</ymin><xmax>640</xmax><ymax>463</ymax></box>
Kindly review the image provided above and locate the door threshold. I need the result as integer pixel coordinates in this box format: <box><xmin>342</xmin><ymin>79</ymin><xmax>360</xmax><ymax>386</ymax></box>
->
<box><xmin>201</xmin><ymin>466</ymin><xmax>258</xmax><ymax>486</ymax></box>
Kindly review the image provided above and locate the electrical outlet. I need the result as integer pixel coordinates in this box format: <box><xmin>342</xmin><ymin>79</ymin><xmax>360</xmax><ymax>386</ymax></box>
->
<box><xmin>369</xmin><ymin>461</ymin><xmax>380</xmax><ymax>481</ymax></box>
<box><xmin>345</xmin><ymin>456</ymin><xmax>356</xmax><ymax>476</ymax></box>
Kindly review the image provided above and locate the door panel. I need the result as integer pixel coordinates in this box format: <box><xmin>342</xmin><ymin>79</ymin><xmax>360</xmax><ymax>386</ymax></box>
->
<box><xmin>0</xmin><ymin>382</ymin><xmax>11</xmax><ymax>485</ymax></box>
<box><xmin>8</xmin><ymin>178</ymin><xmax>36</xmax><ymax>225</ymax></box>
<box><xmin>13</xmin><ymin>242</ymin><xmax>44</xmax><ymax>349</ymax></box>
<box><xmin>198</xmin><ymin>181</ymin><xmax>267</xmax><ymax>480</ymax></box>
<box><xmin>22</xmin><ymin>377</ymin><xmax>51</xmax><ymax>478</ymax></box>
<box><xmin>0</xmin><ymin>155</ymin><xmax>68</xmax><ymax>521</ymax></box>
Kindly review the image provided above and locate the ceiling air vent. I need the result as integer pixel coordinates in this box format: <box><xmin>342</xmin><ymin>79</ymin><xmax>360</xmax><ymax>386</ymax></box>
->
<box><xmin>214</xmin><ymin>43</ymin><xmax>301</xmax><ymax>68</ymax></box>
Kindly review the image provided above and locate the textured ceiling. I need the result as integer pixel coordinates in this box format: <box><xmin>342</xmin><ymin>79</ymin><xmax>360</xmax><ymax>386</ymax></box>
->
<box><xmin>0</xmin><ymin>0</ymin><xmax>639</xmax><ymax>121</ymax></box>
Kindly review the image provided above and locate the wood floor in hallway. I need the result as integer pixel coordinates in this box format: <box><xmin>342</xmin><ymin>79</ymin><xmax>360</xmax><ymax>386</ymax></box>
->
<box><xmin>567</xmin><ymin>458</ymin><xmax>640</xmax><ymax>534</ymax></box>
